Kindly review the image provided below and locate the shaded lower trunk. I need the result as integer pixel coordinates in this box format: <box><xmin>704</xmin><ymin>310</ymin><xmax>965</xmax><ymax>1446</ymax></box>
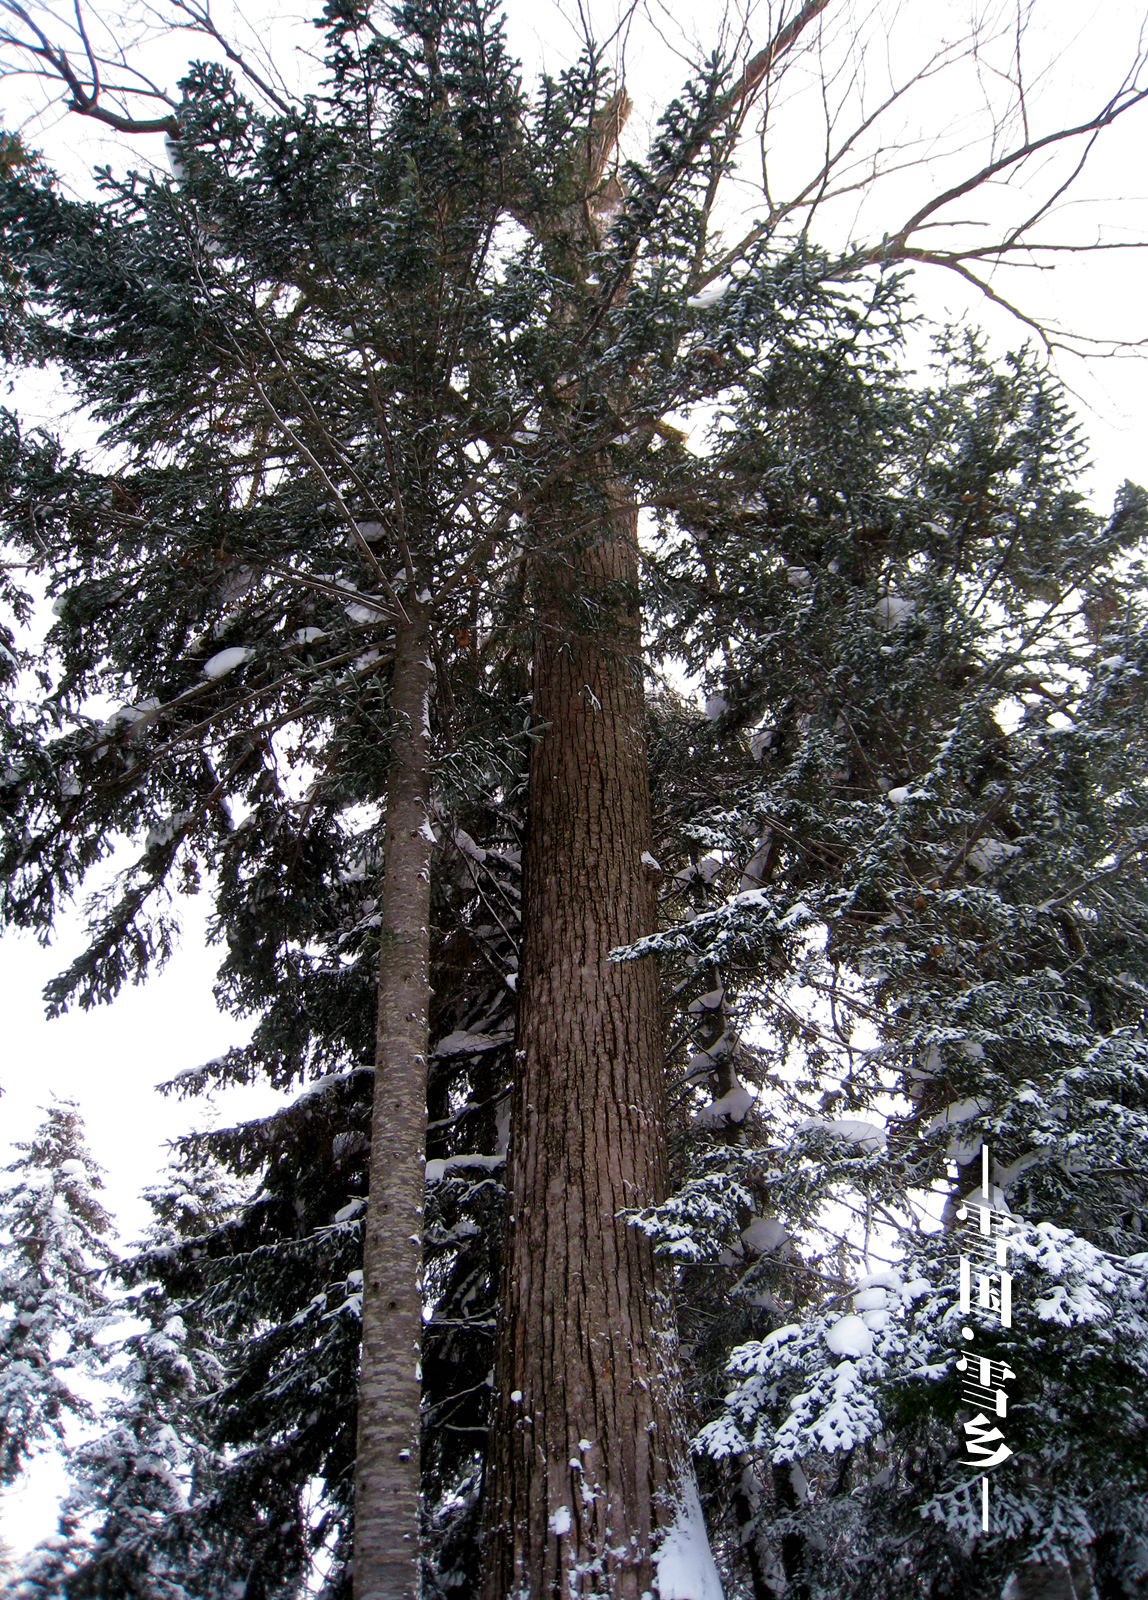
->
<box><xmin>483</xmin><ymin>483</ymin><xmax>706</xmax><ymax>1599</ymax></box>
<box><xmin>354</xmin><ymin>610</ymin><xmax>434</xmax><ymax>1600</ymax></box>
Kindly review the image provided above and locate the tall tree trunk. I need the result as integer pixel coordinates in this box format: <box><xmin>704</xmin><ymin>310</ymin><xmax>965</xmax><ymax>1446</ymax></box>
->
<box><xmin>354</xmin><ymin>608</ymin><xmax>434</xmax><ymax>1600</ymax></box>
<box><xmin>483</xmin><ymin>482</ymin><xmax>706</xmax><ymax>1599</ymax></box>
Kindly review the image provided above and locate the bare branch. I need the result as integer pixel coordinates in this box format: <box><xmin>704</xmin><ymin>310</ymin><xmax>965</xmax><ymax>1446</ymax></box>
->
<box><xmin>0</xmin><ymin>0</ymin><xmax>178</xmax><ymax>133</ymax></box>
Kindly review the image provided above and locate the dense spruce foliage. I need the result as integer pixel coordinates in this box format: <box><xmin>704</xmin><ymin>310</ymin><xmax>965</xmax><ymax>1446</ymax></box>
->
<box><xmin>2</xmin><ymin>0</ymin><xmax>1148</xmax><ymax>1595</ymax></box>
<box><xmin>627</xmin><ymin>333</ymin><xmax>1148</xmax><ymax>1598</ymax></box>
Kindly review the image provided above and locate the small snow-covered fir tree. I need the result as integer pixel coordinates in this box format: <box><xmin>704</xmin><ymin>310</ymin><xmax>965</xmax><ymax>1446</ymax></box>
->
<box><xmin>13</xmin><ymin>1148</ymin><xmax>235</xmax><ymax>1599</ymax></box>
<box><xmin>0</xmin><ymin>1100</ymin><xmax>114</xmax><ymax>1487</ymax></box>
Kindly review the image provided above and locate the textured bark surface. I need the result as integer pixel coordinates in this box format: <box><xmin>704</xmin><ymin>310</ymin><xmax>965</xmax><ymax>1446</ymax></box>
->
<box><xmin>354</xmin><ymin>610</ymin><xmax>434</xmax><ymax>1600</ymax></box>
<box><xmin>483</xmin><ymin>488</ymin><xmax>689</xmax><ymax>1599</ymax></box>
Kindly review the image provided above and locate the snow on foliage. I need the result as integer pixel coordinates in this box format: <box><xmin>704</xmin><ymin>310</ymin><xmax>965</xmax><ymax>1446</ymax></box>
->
<box><xmin>686</xmin><ymin>278</ymin><xmax>733</xmax><ymax>310</ymax></box>
<box><xmin>0</xmin><ymin>1103</ymin><xmax>114</xmax><ymax>1485</ymax></box>
<box><xmin>201</xmin><ymin>646</ymin><xmax>252</xmax><ymax>679</ymax></box>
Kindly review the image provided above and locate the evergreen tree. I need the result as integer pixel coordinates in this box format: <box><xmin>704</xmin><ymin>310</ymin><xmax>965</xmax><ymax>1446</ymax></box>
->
<box><xmin>622</xmin><ymin>329</ymin><xmax>1148</xmax><ymax>1597</ymax></box>
<box><xmin>13</xmin><ymin>1150</ymin><xmax>231</xmax><ymax>1599</ymax></box>
<box><xmin>0</xmin><ymin>2</ymin><xmax>531</xmax><ymax>1586</ymax></box>
<box><xmin>0</xmin><ymin>1100</ymin><xmax>114</xmax><ymax>1485</ymax></box>
<box><xmin>2</xmin><ymin>3</ymin><xmax>1148</xmax><ymax>1597</ymax></box>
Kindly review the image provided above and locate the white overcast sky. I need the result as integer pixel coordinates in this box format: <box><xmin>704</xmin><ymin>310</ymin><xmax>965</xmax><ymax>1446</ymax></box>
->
<box><xmin>3</xmin><ymin>0</ymin><xmax>1148</xmax><ymax>1555</ymax></box>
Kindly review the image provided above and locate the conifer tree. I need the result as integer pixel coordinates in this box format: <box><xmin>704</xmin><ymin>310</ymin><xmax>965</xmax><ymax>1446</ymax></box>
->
<box><xmin>622</xmin><ymin>328</ymin><xmax>1148</xmax><ymax>1598</ymax></box>
<box><xmin>13</xmin><ymin>1150</ymin><xmax>231</xmax><ymax>1599</ymax></box>
<box><xmin>3</xmin><ymin>4</ymin><xmax>1148</xmax><ymax>1598</ymax></box>
<box><xmin>0</xmin><ymin>1101</ymin><xmax>114</xmax><ymax>1485</ymax></box>
<box><xmin>0</xmin><ymin>3</ymin><xmax>531</xmax><ymax>1586</ymax></box>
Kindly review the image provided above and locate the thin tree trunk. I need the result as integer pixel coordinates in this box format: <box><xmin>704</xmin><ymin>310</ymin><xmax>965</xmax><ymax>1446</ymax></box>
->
<box><xmin>354</xmin><ymin>609</ymin><xmax>434</xmax><ymax>1600</ymax></box>
<box><xmin>483</xmin><ymin>482</ymin><xmax>703</xmax><ymax>1599</ymax></box>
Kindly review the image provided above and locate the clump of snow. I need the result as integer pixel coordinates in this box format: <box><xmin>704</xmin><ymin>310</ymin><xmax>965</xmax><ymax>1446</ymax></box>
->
<box><xmin>164</xmin><ymin>133</ymin><xmax>187</xmax><ymax>181</ymax></box>
<box><xmin>433</xmin><ymin>1030</ymin><xmax>510</xmax><ymax>1059</ymax></box>
<box><xmin>424</xmin><ymin>1153</ymin><xmax>506</xmax><ymax>1184</ymax></box>
<box><xmin>203</xmin><ymin>647</ymin><xmax>251</xmax><ymax>680</ymax></box>
<box><xmin>510</xmin><ymin>1389</ymin><xmax>523</xmax><ymax>1403</ymax></box>
<box><xmin>641</xmin><ymin>850</ymin><xmax>662</xmax><ymax>871</ymax></box>
<box><xmin>748</xmin><ymin>725</ymin><xmax>774</xmax><ymax>762</ymax></box>
<box><xmin>654</xmin><ymin>1477</ymin><xmax>724</xmax><ymax>1600</ymax></box>
<box><xmin>704</xmin><ymin>693</ymin><xmax>728</xmax><ymax>720</ymax></box>
<box><xmin>886</xmin><ymin>786</ymin><xmax>912</xmax><ymax>805</ymax></box>
<box><xmin>695</xmin><ymin>1075</ymin><xmax>755</xmax><ymax>1127</ymax></box>
<box><xmin>927</xmin><ymin>1100</ymin><xmax>988</xmax><ymax>1161</ymax></box>
<box><xmin>355</xmin><ymin>520</ymin><xmax>386</xmax><ymax>542</ymax></box>
<box><xmin>824</xmin><ymin>1315</ymin><xmax>874</xmax><ymax>1359</ymax></box>
<box><xmin>741</xmin><ymin>1216</ymin><xmax>789</xmax><ymax>1255</ymax></box>
<box><xmin>795</xmin><ymin>1117</ymin><xmax>886</xmax><ymax>1153</ymax></box>
<box><xmin>874</xmin><ymin>595</ymin><xmax>916</xmax><ymax>629</ymax></box>
<box><xmin>454</xmin><ymin>829</ymin><xmax>487</xmax><ymax>863</ymax></box>
<box><xmin>101</xmin><ymin>700</ymin><xmax>160</xmax><ymax>735</ymax></box>
<box><xmin>686</xmin><ymin>278</ymin><xmax>732</xmax><ymax>309</ymax></box>
<box><xmin>967</xmin><ymin>838</ymin><xmax>1020</xmax><ymax>873</ymax></box>
<box><xmin>786</xmin><ymin>567</ymin><xmax>811</xmax><ymax>590</ymax></box>
<box><xmin>958</xmin><ymin>1185</ymin><xmax>1014</xmax><ymax>1218</ymax></box>
<box><xmin>345</xmin><ymin>600</ymin><xmax>387</xmax><ymax>625</ymax></box>
<box><xmin>674</xmin><ymin>854</ymin><xmax>723</xmax><ymax>888</ymax></box>
<box><xmin>927</xmin><ymin>1098</ymin><xmax>987</xmax><ymax>1134</ymax></box>
<box><xmin>146</xmin><ymin>811</ymin><xmax>191</xmax><ymax>853</ymax></box>
<box><xmin>295</xmin><ymin>628</ymin><xmax>327</xmax><ymax>644</ymax></box>
<box><xmin>548</xmin><ymin>1505</ymin><xmax>572</xmax><ymax>1537</ymax></box>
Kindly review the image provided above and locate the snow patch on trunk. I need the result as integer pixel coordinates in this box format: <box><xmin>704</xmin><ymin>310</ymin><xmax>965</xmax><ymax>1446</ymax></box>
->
<box><xmin>655</xmin><ymin>1477</ymin><xmax>724</xmax><ymax>1600</ymax></box>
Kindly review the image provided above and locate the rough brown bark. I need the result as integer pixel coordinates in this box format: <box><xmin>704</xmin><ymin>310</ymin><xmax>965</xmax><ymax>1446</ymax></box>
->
<box><xmin>354</xmin><ymin>609</ymin><xmax>434</xmax><ymax>1600</ymax></box>
<box><xmin>482</xmin><ymin>484</ymin><xmax>694</xmax><ymax>1599</ymax></box>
